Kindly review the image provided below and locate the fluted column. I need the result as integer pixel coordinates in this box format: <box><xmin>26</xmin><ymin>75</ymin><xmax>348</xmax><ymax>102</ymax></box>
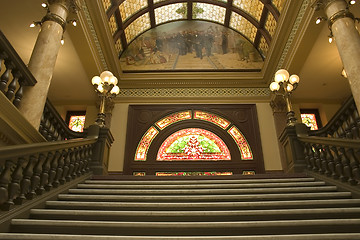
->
<box><xmin>19</xmin><ymin>0</ymin><xmax>78</xmax><ymax>129</ymax></box>
<box><xmin>313</xmin><ymin>0</ymin><xmax>360</xmax><ymax>112</ymax></box>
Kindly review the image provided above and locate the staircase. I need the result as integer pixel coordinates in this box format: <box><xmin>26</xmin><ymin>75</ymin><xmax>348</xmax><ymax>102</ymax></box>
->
<box><xmin>1</xmin><ymin>175</ymin><xmax>360</xmax><ymax>239</ymax></box>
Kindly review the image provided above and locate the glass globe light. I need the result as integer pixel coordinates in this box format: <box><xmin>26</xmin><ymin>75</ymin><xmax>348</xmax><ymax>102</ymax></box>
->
<box><xmin>289</xmin><ymin>74</ymin><xmax>300</xmax><ymax>84</ymax></box>
<box><xmin>100</xmin><ymin>71</ymin><xmax>113</xmax><ymax>84</ymax></box>
<box><xmin>274</xmin><ymin>69</ymin><xmax>289</xmax><ymax>83</ymax></box>
<box><xmin>110</xmin><ymin>85</ymin><xmax>120</xmax><ymax>95</ymax></box>
<box><xmin>286</xmin><ymin>84</ymin><xmax>294</xmax><ymax>92</ymax></box>
<box><xmin>269</xmin><ymin>82</ymin><xmax>280</xmax><ymax>91</ymax></box>
<box><xmin>91</xmin><ymin>76</ymin><xmax>102</xmax><ymax>86</ymax></box>
<box><xmin>109</xmin><ymin>76</ymin><xmax>118</xmax><ymax>85</ymax></box>
<box><xmin>97</xmin><ymin>84</ymin><xmax>104</xmax><ymax>93</ymax></box>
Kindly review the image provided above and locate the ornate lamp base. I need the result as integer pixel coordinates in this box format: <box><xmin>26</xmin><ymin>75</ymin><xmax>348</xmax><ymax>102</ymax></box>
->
<box><xmin>286</xmin><ymin>111</ymin><xmax>297</xmax><ymax>126</ymax></box>
<box><xmin>95</xmin><ymin>112</ymin><xmax>106</xmax><ymax>128</ymax></box>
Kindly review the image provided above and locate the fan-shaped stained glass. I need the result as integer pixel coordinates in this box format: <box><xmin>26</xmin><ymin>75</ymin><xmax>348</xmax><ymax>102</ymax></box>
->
<box><xmin>193</xmin><ymin>2</ymin><xmax>226</xmax><ymax>24</ymax></box>
<box><xmin>230</xmin><ymin>12</ymin><xmax>257</xmax><ymax>42</ymax></box>
<box><xmin>155</xmin><ymin>3</ymin><xmax>186</xmax><ymax>25</ymax></box>
<box><xmin>232</xmin><ymin>0</ymin><xmax>264</xmax><ymax>22</ymax></box>
<box><xmin>119</xmin><ymin>0</ymin><xmax>148</xmax><ymax>22</ymax></box>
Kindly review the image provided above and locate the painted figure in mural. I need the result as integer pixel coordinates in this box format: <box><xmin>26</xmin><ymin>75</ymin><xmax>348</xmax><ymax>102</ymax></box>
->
<box><xmin>221</xmin><ymin>31</ymin><xmax>228</xmax><ymax>54</ymax></box>
<box><xmin>193</xmin><ymin>31</ymin><xmax>204</xmax><ymax>59</ymax></box>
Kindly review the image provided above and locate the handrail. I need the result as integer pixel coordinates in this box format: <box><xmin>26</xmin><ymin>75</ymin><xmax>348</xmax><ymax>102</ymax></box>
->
<box><xmin>39</xmin><ymin>99</ymin><xmax>85</xmax><ymax>141</ymax></box>
<box><xmin>297</xmin><ymin>135</ymin><xmax>360</xmax><ymax>148</ymax></box>
<box><xmin>0</xmin><ymin>30</ymin><xmax>37</xmax><ymax>108</ymax></box>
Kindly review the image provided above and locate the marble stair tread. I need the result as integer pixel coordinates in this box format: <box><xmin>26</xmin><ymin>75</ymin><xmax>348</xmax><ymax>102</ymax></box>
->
<box><xmin>57</xmin><ymin>191</ymin><xmax>351</xmax><ymax>202</ymax></box>
<box><xmin>1</xmin><ymin>233</ymin><xmax>360</xmax><ymax>240</ymax></box>
<box><xmin>45</xmin><ymin>199</ymin><xmax>360</xmax><ymax>210</ymax></box>
<box><xmin>67</xmin><ymin>186</ymin><xmax>338</xmax><ymax>195</ymax></box>
<box><xmin>77</xmin><ymin>181</ymin><xmax>327</xmax><ymax>189</ymax></box>
<box><xmin>84</xmin><ymin>178</ymin><xmax>316</xmax><ymax>185</ymax></box>
<box><xmin>29</xmin><ymin>207</ymin><xmax>360</xmax><ymax>221</ymax></box>
<box><xmin>10</xmin><ymin>218</ymin><xmax>360</xmax><ymax>235</ymax></box>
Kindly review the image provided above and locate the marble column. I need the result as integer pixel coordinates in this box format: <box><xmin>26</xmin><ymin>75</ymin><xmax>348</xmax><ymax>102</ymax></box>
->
<box><xmin>19</xmin><ymin>0</ymin><xmax>78</xmax><ymax>129</ymax></box>
<box><xmin>313</xmin><ymin>0</ymin><xmax>360</xmax><ymax>112</ymax></box>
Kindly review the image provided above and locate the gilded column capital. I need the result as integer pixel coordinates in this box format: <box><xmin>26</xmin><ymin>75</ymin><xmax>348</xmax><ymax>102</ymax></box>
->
<box><xmin>311</xmin><ymin>0</ymin><xmax>342</xmax><ymax>10</ymax></box>
<box><xmin>48</xmin><ymin>0</ymin><xmax>80</xmax><ymax>14</ymax></box>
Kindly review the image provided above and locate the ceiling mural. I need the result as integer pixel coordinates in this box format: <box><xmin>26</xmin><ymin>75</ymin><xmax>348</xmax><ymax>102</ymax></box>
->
<box><xmin>101</xmin><ymin>0</ymin><xmax>286</xmax><ymax>72</ymax></box>
<box><xmin>120</xmin><ymin>21</ymin><xmax>263</xmax><ymax>71</ymax></box>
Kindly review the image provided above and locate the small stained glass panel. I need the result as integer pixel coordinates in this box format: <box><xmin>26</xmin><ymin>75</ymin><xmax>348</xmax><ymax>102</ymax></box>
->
<box><xmin>194</xmin><ymin>111</ymin><xmax>230</xmax><ymax>129</ymax></box>
<box><xmin>242</xmin><ymin>170</ymin><xmax>255</xmax><ymax>175</ymax></box>
<box><xmin>124</xmin><ymin>12</ymin><xmax>151</xmax><ymax>43</ymax></box>
<box><xmin>230</xmin><ymin>12</ymin><xmax>257</xmax><ymax>42</ymax></box>
<box><xmin>301</xmin><ymin>113</ymin><xmax>319</xmax><ymax>130</ymax></box>
<box><xmin>232</xmin><ymin>0</ymin><xmax>264</xmax><ymax>22</ymax></box>
<box><xmin>101</xmin><ymin>0</ymin><xmax>112</xmax><ymax>11</ymax></box>
<box><xmin>193</xmin><ymin>2</ymin><xmax>226</xmax><ymax>24</ymax></box>
<box><xmin>155</xmin><ymin>111</ymin><xmax>192</xmax><ymax>130</ymax></box>
<box><xmin>272</xmin><ymin>0</ymin><xmax>286</xmax><ymax>14</ymax></box>
<box><xmin>265</xmin><ymin>12</ymin><xmax>277</xmax><ymax>37</ymax></box>
<box><xmin>135</xmin><ymin>126</ymin><xmax>159</xmax><ymax>161</ymax></box>
<box><xmin>108</xmin><ymin>15</ymin><xmax>118</xmax><ymax>36</ymax></box>
<box><xmin>133</xmin><ymin>172</ymin><xmax>146</xmax><ymax>176</ymax></box>
<box><xmin>156</xmin><ymin>171</ymin><xmax>233</xmax><ymax>176</ymax></box>
<box><xmin>228</xmin><ymin>126</ymin><xmax>253</xmax><ymax>160</ymax></box>
<box><xmin>155</xmin><ymin>3</ymin><xmax>186</xmax><ymax>26</ymax></box>
<box><xmin>259</xmin><ymin>36</ymin><xmax>268</xmax><ymax>57</ymax></box>
<box><xmin>69</xmin><ymin>115</ymin><xmax>85</xmax><ymax>132</ymax></box>
<box><xmin>119</xmin><ymin>0</ymin><xmax>148</xmax><ymax>22</ymax></box>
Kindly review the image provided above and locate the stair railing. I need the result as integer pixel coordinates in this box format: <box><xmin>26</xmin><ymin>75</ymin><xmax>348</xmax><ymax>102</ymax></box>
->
<box><xmin>0</xmin><ymin>125</ymin><xmax>100</xmax><ymax>211</ymax></box>
<box><xmin>39</xmin><ymin>99</ymin><xmax>85</xmax><ymax>141</ymax></box>
<box><xmin>0</xmin><ymin>30</ymin><xmax>37</xmax><ymax>108</ymax></box>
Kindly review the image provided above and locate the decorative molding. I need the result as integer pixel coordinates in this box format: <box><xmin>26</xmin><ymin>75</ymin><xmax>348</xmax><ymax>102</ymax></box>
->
<box><xmin>116</xmin><ymin>87</ymin><xmax>271</xmax><ymax>98</ymax></box>
<box><xmin>277</xmin><ymin>0</ymin><xmax>310</xmax><ymax>69</ymax></box>
<box><xmin>80</xmin><ymin>1</ymin><xmax>108</xmax><ymax>69</ymax></box>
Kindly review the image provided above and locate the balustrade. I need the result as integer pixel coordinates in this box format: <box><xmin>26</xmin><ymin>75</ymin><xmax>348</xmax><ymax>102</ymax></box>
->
<box><xmin>0</xmin><ymin>30</ymin><xmax>37</xmax><ymax>108</ymax></box>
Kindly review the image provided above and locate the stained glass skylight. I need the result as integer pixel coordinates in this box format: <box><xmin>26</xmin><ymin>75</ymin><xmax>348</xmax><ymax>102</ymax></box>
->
<box><xmin>124</xmin><ymin>12</ymin><xmax>151</xmax><ymax>43</ymax></box>
<box><xmin>272</xmin><ymin>0</ymin><xmax>287</xmax><ymax>14</ymax></box>
<box><xmin>109</xmin><ymin>15</ymin><xmax>118</xmax><ymax>36</ymax></box>
<box><xmin>119</xmin><ymin>0</ymin><xmax>148</xmax><ymax>22</ymax></box>
<box><xmin>265</xmin><ymin>12</ymin><xmax>277</xmax><ymax>37</ymax></box>
<box><xmin>259</xmin><ymin>36</ymin><xmax>269</xmax><ymax>57</ymax></box>
<box><xmin>101</xmin><ymin>0</ymin><xmax>111</xmax><ymax>11</ymax></box>
<box><xmin>232</xmin><ymin>0</ymin><xmax>264</xmax><ymax>22</ymax></box>
<box><xmin>193</xmin><ymin>2</ymin><xmax>226</xmax><ymax>24</ymax></box>
<box><xmin>230</xmin><ymin>12</ymin><xmax>257</xmax><ymax>42</ymax></box>
<box><xmin>155</xmin><ymin>3</ymin><xmax>186</xmax><ymax>25</ymax></box>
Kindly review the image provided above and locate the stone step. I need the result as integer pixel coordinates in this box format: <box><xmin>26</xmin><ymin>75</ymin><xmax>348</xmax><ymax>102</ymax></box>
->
<box><xmin>57</xmin><ymin>191</ymin><xmax>351</xmax><ymax>202</ymax></box>
<box><xmin>84</xmin><ymin>178</ymin><xmax>316</xmax><ymax>185</ymax></box>
<box><xmin>10</xmin><ymin>219</ymin><xmax>360</xmax><ymax>235</ymax></box>
<box><xmin>67</xmin><ymin>186</ymin><xmax>337</xmax><ymax>195</ymax></box>
<box><xmin>1</xmin><ymin>233</ymin><xmax>360</xmax><ymax>240</ymax></box>
<box><xmin>29</xmin><ymin>207</ymin><xmax>360</xmax><ymax>221</ymax></box>
<box><xmin>45</xmin><ymin>199</ymin><xmax>360</xmax><ymax>211</ymax></box>
<box><xmin>77</xmin><ymin>181</ymin><xmax>327</xmax><ymax>189</ymax></box>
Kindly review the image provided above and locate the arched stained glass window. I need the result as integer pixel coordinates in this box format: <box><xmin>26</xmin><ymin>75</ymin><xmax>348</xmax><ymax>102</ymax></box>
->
<box><xmin>157</xmin><ymin>128</ymin><xmax>231</xmax><ymax>161</ymax></box>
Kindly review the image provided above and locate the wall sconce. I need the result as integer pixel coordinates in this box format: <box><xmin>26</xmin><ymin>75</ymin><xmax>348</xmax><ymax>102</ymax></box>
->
<box><xmin>269</xmin><ymin>69</ymin><xmax>300</xmax><ymax>126</ymax></box>
<box><xmin>91</xmin><ymin>71</ymin><xmax>120</xmax><ymax>127</ymax></box>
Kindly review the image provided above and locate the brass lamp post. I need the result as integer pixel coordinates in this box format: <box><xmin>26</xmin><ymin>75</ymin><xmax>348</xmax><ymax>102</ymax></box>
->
<box><xmin>91</xmin><ymin>71</ymin><xmax>120</xmax><ymax>127</ymax></box>
<box><xmin>269</xmin><ymin>69</ymin><xmax>300</xmax><ymax>126</ymax></box>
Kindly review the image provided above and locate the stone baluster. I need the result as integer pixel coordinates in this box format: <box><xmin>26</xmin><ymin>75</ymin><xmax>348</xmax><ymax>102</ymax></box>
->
<box><xmin>28</xmin><ymin>154</ymin><xmax>45</xmax><ymax>199</ymax></box>
<box><xmin>17</xmin><ymin>156</ymin><xmax>36</xmax><ymax>204</ymax></box>
<box><xmin>38</xmin><ymin>152</ymin><xmax>53</xmax><ymax>195</ymax></box>
<box><xmin>5</xmin><ymin>158</ymin><xmax>26</xmax><ymax>209</ymax></box>
<box><xmin>0</xmin><ymin>160</ymin><xmax>14</xmax><ymax>208</ymax></box>
<box><xmin>48</xmin><ymin>151</ymin><xmax>61</xmax><ymax>189</ymax></box>
<box><xmin>324</xmin><ymin>145</ymin><xmax>335</xmax><ymax>177</ymax></box>
<box><xmin>5</xmin><ymin>71</ymin><xmax>19</xmax><ymax>101</ymax></box>
<box><xmin>0</xmin><ymin>64</ymin><xmax>11</xmax><ymax>93</ymax></box>
<box><xmin>13</xmin><ymin>77</ymin><xmax>24</xmax><ymax>108</ymax></box>
<box><xmin>53</xmin><ymin>151</ymin><xmax>64</xmax><ymax>188</ymax></box>
<box><xmin>60</xmin><ymin>150</ymin><xmax>69</xmax><ymax>184</ymax></box>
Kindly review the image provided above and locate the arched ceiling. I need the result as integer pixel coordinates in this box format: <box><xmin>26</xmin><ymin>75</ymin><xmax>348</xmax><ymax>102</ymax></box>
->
<box><xmin>101</xmin><ymin>0</ymin><xmax>286</xmax><ymax>59</ymax></box>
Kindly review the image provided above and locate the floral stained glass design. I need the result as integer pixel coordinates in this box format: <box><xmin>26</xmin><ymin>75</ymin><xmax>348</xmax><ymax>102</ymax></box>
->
<box><xmin>154</xmin><ymin>3</ymin><xmax>186</xmax><ymax>25</ymax></box>
<box><xmin>155</xmin><ymin>111</ymin><xmax>192</xmax><ymax>130</ymax></box>
<box><xmin>157</xmin><ymin>128</ymin><xmax>231</xmax><ymax>161</ymax></box>
<box><xmin>228</xmin><ymin>126</ymin><xmax>253</xmax><ymax>160</ymax></box>
<box><xmin>69</xmin><ymin>115</ymin><xmax>85</xmax><ymax>132</ymax></box>
<box><xmin>156</xmin><ymin>171</ymin><xmax>233</xmax><ymax>176</ymax></box>
<box><xmin>135</xmin><ymin>126</ymin><xmax>159</xmax><ymax>161</ymax></box>
<box><xmin>194</xmin><ymin>111</ymin><xmax>230</xmax><ymax>129</ymax></box>
<box><xmin>242</xmin><ymin>170</ymin><xmax>255</xmax><ymax>175</ymax></box>
<box><xmin>301</xmin><ymin>113</ymin><xmax>319</xmax><ymax>130</ymax></box>
<box><xmin>193</xmin><ymin>2</ymin><xmax>226</xmax><ymax>24</ymax></box>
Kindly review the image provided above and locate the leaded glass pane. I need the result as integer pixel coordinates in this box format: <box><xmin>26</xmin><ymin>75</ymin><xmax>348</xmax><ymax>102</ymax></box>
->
<box><xmin>101</xmin><ymin>0</ymin><xmax>111</xmax><ymax>11</ymax></box>
<box><xmin>124</xmin><ymin>12</ymin><xmax>151</xmax><ymax>43</ymax></box>
<box><xmin>272</xmin><ymin>0</ymin><xmax>286</xmax><ymax>14</ymax></box>
<box><xmin>155</xmin><ymin>3</ymin><xmax>186</xmax><ymax>25</ymax></box>
<box><xmin>135</xmin><ymin>126</ymin><xmax>159</xmax><ymax>161</ymax></box>
<box><xmin>193</xmin><ymin>2</ymin><xmax>226</xmax><ymax>24</ymax></box>
<box><xmin>228</xmin><ymin>126</ymin><xmax>253</xmax><ymax>160</ymax></box>
<box><xmin>69</xmin><ymin>115</ymin><xmax>85</xmax><ymax>132</ymax></box>
<box><xmin>301</xmin><ymin>113</ymin><xmax>319</xmax><ymax>130</ymax></box>
<box><xmin>229</xmin><ymin>12</ymin><xmax>257</xmax><ymax>42</ymax></box>
<box><xmin>157</xmin><ymin>128</ymin><xmax>231</xmax><ymax>161</ymax></box>
<box><xmin>232</xmin><ymin>0</ymin><xmax>264</xmax><ymax>22</ymax></box>
<box><xmin>259</xmin><ymin>35</ymin><xmax>268</xmax><ymax>57</ymax></box>
<box><xmin>156</xmin><ymin>171</ymin><xmax>233</xmax><ymax>176</ymax></box>
<box><xmin>155</xmin><ymin>110</ymin><xmax>192</xmax><ymax>130</ymax></box>
<box><xmin>108</xmin><ymin>15</ymin><xmax>118</xmax><ymax>36</ymax></box>
<box><xmin>119</xmin><ymin>0</ymin><xmax>148</xmax><ymax>22</ymax></box>
<box><xmin>265</xmin><ymin>12</ymin><xmax>277</xmax><ymax>37</ymax></box>
<box><xmin>115</xmin><ymin>38</ymin><xmax>123</xmax><ymax>53</ymax></box>
<box><xmin>193</xmin><ymin>110</ymin><xmax>230</xmax><ymax>129</ymax></box>
<box><xmin>154</xmin><ymin>0</ymin><xmax>168</xmax><ymax>3</ymax></box>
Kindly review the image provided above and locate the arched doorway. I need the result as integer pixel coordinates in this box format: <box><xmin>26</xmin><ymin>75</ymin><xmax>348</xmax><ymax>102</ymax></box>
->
<box><xmin>124</xmin><ymin>104</ymin><xmax>264</xmax><ymax>176</ymax></box>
